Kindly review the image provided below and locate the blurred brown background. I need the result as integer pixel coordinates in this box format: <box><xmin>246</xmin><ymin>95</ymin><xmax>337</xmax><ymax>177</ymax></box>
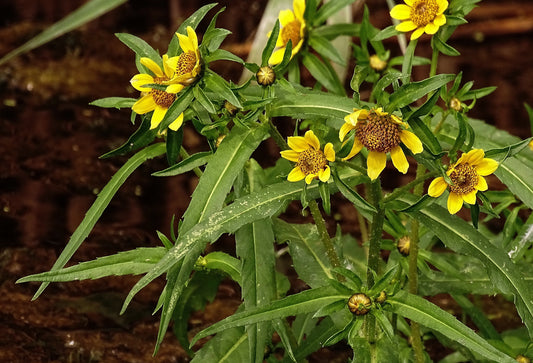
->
<box><xmin>0</xmin><ymin>0</ymin><xmax>532</xmax><ymax>361</ymax></box>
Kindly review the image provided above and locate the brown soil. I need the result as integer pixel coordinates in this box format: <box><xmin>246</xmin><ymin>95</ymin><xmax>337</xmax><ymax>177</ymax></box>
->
<box><xmin>0</xmin><ymin>0</ymin><xmax>531</xmax><ymax>362</ymax></box>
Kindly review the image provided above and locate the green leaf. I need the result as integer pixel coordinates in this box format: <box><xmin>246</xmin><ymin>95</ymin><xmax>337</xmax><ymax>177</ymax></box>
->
<box><xmin>302</xmin><ymin>53</ymin><xmax>345</xmax><ymax>95</ymax></box>
<box><xmin>372</xmin><ymin>25</ymin><xmax>400</xmax><ymax>42</ymax></box>
<box><xmin>153</xmin><ymin>151</ymin><xmax>212</xmax><ymax>177</ymax></box>
<box><xmin>313</xmin><ymin>0</ymin><xmax>356</xmax><ymax>26</ymax></box>
<box><xmin>202</xmin><ymin>252</ymin><xmax>241</xmax><ymax>284</ymax></box>
<box><xmin>190</xmin><ymin>287</ymin><xmax>348</xmax><ymax>346</ymax></box>
<box><xmin>17</xmin><ymin>247</ymin><xmax>166</xmax><ymax>283</ymax></box>
<box><xmin>450</xmin><ymin>294</ymin><xmax>501</xmax><ymax>341</ymax></box>
<box><xmin>191</xmin><ymin>326</ymin><xmax>249</xmax><ymax>363</ymax></box>
<box><xmin>388</xmin><ymin>291</ymin><xmax>515</xmax><ymax>362</ymax></box>
<box><xmin>262</xmin><ymin>19</ymin><xmax>280</xmax><ymax>67</ymax></box>
<box><xmin>432</xmin><ymin>33</ymin><xmax>461</xmax><ymax>56</ymax></box>
<box><xmin>159</xmin><ymin>86</ymin><xmax>195</xmax><ymax>131</ymax></box>
<box><xmin>115</xmin><ymin>33</ymin><xmax>162</xmax><ymax>70</ymax></box>
<box><xmin>27</xmin><ymin>143</ymin><xmax>166</xmax><ymax>299</ymax></box>
<box><xmin>204</xmin><ymin>48</ymin><xmax>244</xmax><ymax>64</ymax></box>
<box><xmin>507</xmin><ymin>213</ymin><xmax>533</xmax><ymax>261</ymax></box>
<box><xmin>312</xmin><ymin>23</ymin><xmax>361</xmax><ymax>40</ymax></box>
<box><xmin>204</xmin><ymin>71</ymin><xmax>243</xmax><ymax>108</ymax></box>
<box><xmin>331</xmin><ymin>167</ymin><xmax>375</xmax><ymax>214</ymax></box>
<box><xmin>309</xmin><ymin>36</ymin><xmax>346</xmax><ymax>66</ymax></box>
<box><xmin>193</xmin><ymin>85</ymin><xmax>217</xmax><ymax>114</ymax></box>
<box><xmin>99</xmin><ymin>116</ymin><xmax>158</xmax><ymax>158</ymax></box>
<box><xmin>484</xmin><ymin>137</ymin><xmax>532</xmax><ymax>159</ymax></box>
<box><xmin>166</xmin><ymin>128</ymin><xmax>183</xmax><ymax>166</ymax></box>
<box><xmin>273</xmin><ymin>219</ymin><xmax>334</xmax><ymax>288</ymax></box>
<box><xmin>461</xmin><ymin>86</ymin><xmax>497</xmax><ymax>101</ymax></box>
<box><xmin>89</xmin><ymin>97</ymin><xmax>136</xmax><ymax>109</ymax></box>
<box><xmin>387</xmin><ymin>74</ymin><xmax>455</xmax><ymax>112</ymax></box>
<box><xmin>167</xmin><ymin>3</ymin><xmax>217</xmax><ymax>56</ymax></box>
<box><xmin>406</xmin><ymin>115</ymin><xmax>443</xmax><ymax>155</ymax></box>
<box><xmin>400</xmin><ymin>194</ymin><xmax>533</xmax><ymax>337</ymax></box>
<box><xmin>0</xmin><ymin>0</ymin><xmax>127</xmax><ymax>66</ymax></box>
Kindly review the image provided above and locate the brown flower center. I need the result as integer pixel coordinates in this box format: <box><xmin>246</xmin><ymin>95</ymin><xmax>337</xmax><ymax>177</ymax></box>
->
<box><xmin>356</xmin><ymin>111</ymin><xmax>401</xmax><ymax>153</ymax></box>
<box><xmin>297</xmin><ymin>147</ymin><xmax>327</xmax><ymax>175</ymax></box>
<box><xmin>176</xmin><ymin>51</ymin><xmax>197</xmax><ymax>75</ymax></box>
<box><xmin>281</xmin><ymin>20</ymin><xmax>302</xmax><ymax>47</ymax></box>
<box><xmin>410</xmin><ymin>0</ymin><xmax>439</xmax><ymax>27</ymax></box>
<box><xmin>449</xmin><ymin>163</ymin><xmax>478</xmax><ymax>195</ymax></box>
<box><xmin>149</xmin><ymin>76</ymin><xmax>175</xmax><ymax>108</ymax></box>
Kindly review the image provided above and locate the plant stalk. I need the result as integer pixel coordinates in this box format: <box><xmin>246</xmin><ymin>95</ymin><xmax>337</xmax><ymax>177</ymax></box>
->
<box><xmin>308</xmin><ymin>199</ymin><xmax>340</xmax><ymax>269</ymax></box>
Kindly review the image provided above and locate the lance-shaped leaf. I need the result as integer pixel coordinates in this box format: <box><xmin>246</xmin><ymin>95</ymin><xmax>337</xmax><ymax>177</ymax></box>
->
<box><xmin>399</xmin><ymin>194</ymin><xmax>533</xmax><ymax>338</ymax></box>
<box><xmin>387</xmin><ymin>74</ymin><xmax>455</xmax><ymax>111</ymax></box>
<box><xmin>29</xmin><ymin>143</ymin><xmax>166</xmax><ymax>299</ymax></box>
<box><xmin>89</xmin><ymin>97</ymin><xmax>136</xmax><ymax>109</ymax></box>
<box><xmin>17</xmin><ymin>247</ymin><xmax>166</xmax><ymax>283</ymax></box>
<box><xmin>191</xmin><ymin>326</ymin><xmax>249</xmax><ymax>363</ymax></box>
<box><xmin>387</xmin><ymin>291</ymin><xmax>515</xmax><ymax>362</ymax></box>
<box><xmin>190</xmin><ymin>286</ymin><xmax>349</xmax><ymax>346</ymax></box>
<box><xmin>115</xmin><ymin>32</ymin><xmax>162</xmax><ymax>71</ymax></box>
<box><xmin>152</xmin><ymin>151</ymin><xmax>212</xmax><ymax>177</ymax></box>
<box><xmin>270</xmin><ymin>90</ymin><xmax>354</xmax><ymax>121</ymax></box>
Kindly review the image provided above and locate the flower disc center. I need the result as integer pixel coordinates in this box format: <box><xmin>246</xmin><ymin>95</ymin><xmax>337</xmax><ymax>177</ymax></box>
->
<box><xmin>410</xmin><ymin>0</ymin><xmax>439</xmax><ymax>27</ymax></box>
<box><xmin>176</xmin><ymin>51</ymin><xmax>197</xmax><ymax>75</ymax></box>
<box><xmin>281</xmin><ymin>20</ymin><xmax>302</xmax><ymax>47</ymax></box>
<box><xmin>356</xmin><ymin>113</ymin><xmax>401</xmax><ymax>153</ymax></box>
<box><xmin>297</xmin><ymin>147</ymin><xmax>327</xmax><ymax>175</ymax></box>
<box><xmin>449</xmin><ymin>163</ymin><xmax>478</xmax><ymax>195</ymax></box>
<box><xmin>150</xmin><ymin>76</ymin><xmax>175</xmax><ymax>108</ymax></box>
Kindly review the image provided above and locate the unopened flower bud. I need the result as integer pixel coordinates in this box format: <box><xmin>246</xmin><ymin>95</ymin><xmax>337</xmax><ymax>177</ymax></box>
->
<box><xmin>348</xmin><ymin>293</ymin><xmax>372</xmax><ymax>315</ymax></box>
<box><xmin>516</xmin><ymin>355</ymin><xmax>531</xmax><ymax>363</ymax></box>
<box><xmin>449</xmin><ymin>97</ymin><xmax>462</xmax><ymax>111</ymax></box>
<box><xmin>376</xmin><ymin>291</ymin><xmax>387</xmax><ymax>304</ymax></box>
<box><xmin>369</xmin><ymin>54</ymin><xmax>387</xmax><ymax>71</ymax></box>
<box><xmin>398</xmin><ymin>236</ymin><xmax>410</xmax><ymax>256</ymax></box>
<box><xmin>256</xmin><ymin>66</ymin><xmax>276</xmax><ymax>86</ymax></box>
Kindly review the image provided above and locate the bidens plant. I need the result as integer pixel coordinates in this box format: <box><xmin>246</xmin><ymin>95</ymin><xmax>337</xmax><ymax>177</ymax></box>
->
<box><xmin>18</xmin><ymin>1</ymin><xmax>533</xmax><ymax>362</ymax></box>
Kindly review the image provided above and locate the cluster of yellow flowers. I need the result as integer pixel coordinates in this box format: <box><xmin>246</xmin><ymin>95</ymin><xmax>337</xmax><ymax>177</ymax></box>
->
<box><xmin>130</xmin><ymin>26</ymin><xmax>201</xmax><ymax>131</ymax></box>
<box><xmin>277</xmin><ymin>0</ymin><xmax>499</xmax><ymax>214</ymax></box>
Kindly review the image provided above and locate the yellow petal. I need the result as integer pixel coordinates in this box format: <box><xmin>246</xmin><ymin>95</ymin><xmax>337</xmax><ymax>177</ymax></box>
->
<box><xmin>425</xmin><ymin>22</ymin><xmax>439</xmax><ymax>35</ymax></box>
<box><xmin>390</xmin><ymin>4</ymin><xmax>411</xmax><ymax>20</ymax></box>
<box><xmin>140</xmin><ymin>57</ymin><xmax>164</xmax><ymax>77</ymax></box>
<box><xmin>293</xmin><ymin>0</ymin><xmax>305</xmax><ymax>21</ymax></box>
<box><xmin>428</xmin><ymin>177</ymin><xmax>448</xmax><ymax>197</ymax></box>
<box><xmin>280</xmin><ymin>150</ymin><xmax>300</xmax><ymax>162</ymax></box>
<box><xmin>305</xmin><ymin>174</ymin><xmax>316</xmax><ymax>185</ymax></box>
<box><xmin>304</xmin><ymin>130</ymin><xmax>320</xmax><ymax>150</ymax></box>
<box><xmin>339</xmin><ymin>123</ymin><xmax>354</xmax><ymax>142</ymax></box>
<box><xmin>447</xmin><ymin>192</ymin><xmax>463</xmax><ymax>214</ymax></box>
<box><xmin>342</xmin><ymin>137</ymin><xmax>364</xmax><ymax>161</ymax></box>
<box><xmin>476</xmin><ymin>175</ymin><xmax>488</xmax><ymax>191</ymax></box>
<box><xmin>475</xmin><ymin>158</ymin><xmax>498</xmax><ymax>176</ymax></box>
<box><xmin>150</xmin><ymin>106</ymin><xmax>167</xmax><ymax>129</ymax></box>
<box><xmin>288</xmin><ymin>167</ymin><xmax>306</xmax><ymax>182</ymax></box>
<box><xmin>462</xmin><ymin>149</ymin><xmax>484</xmax><ymax>165</ymax></box>
<box><xmin>130</xmin><ymin>73</ymin><xmax>154</xmax><ymax>92</ymax></box>
<box><xmin>400</xmin><ymin>130</ymin><xmax>423</xmax><ymax>154</ymax></box>
<box><xmin>411</xmin><ymin>27</ymin><xmax>425</xmax><ymax>40</ymax></box>
<box><xmin>279</xmin><ymin>9</ymin><xmax>295</xmax><ymax>26</ymax></box>
<box><xmin>324</xmin><ymin>143</ymin><xmax>335</xmax><ymax>162</ymax></box>
<box><xmin>390</xmin><ymin>146</ymin><xmax>409</xmax><ymax>174</ymax></box>
<box><xmin>287</xmin><ymin>135</ymin><xmax>309</xmax><ymax>152</ymax></box>
<box><xmin>186</xmin><ymin>26</ymin><xmax>198</xmax><ymax>49</ymax></box>
<box><xmin>132</xmin><ymin>94</ymin><xmax>155</xmax><ymax>115</ymax></box>
<box><xmin>269</xmin><ymin>48</ymin><xmax>285</xmax><ymax>66</ymax></box>
<box><xmin>462</xmin><ymin>190</ymin><xmax>477</xmax><ymax>205</ymax></box>
<box><xmin>396</xmin><ymin>21</ymin><xmax>418</xmax><ymax>32</ymax></box>
<box><xmin>367</xmin><ymin>151</ymin><xmax>387</xmax><ymax>180</ymax></box>
<box><xmin>344</xmin><ymin>111</ymin><xmax>360</xmax><ymax>126</ymax></box>
<box><xmin>437</xmin><ymin>0</ymin><xmax>449</xmax><ymax>13</ymax></box>
<box><xmin>166</xmin><ymin>83</ymin><xmax>185</xmax><ymax>94</ymax></box>
<box><xmin>434</xmin><ymin>13</ymin><xmax>447</xmax><ymax>26</ymax></box>
<box><xmin>168</xmin><ymin>112</ymin><xmax>184</xmax><ymax>131</ymax></box>
<box><xmin>318</xmin><ymin>166</ymin><xmax>331</xmax><ymax>183</ymax></box>
<box><xmin>404</xmin><ymin>0</ymin><xmax>414</xmax><ymax>6</ymax></box>
<box><xmin>164</xmin><ymin>56</ymin><xmax>178</xmax><ymax>78</ymax></box>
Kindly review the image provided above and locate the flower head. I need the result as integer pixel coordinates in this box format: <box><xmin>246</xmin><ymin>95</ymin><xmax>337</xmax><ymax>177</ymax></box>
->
<box><xmin>340</xmin><ymin>107</ymin><xmax>423</xmax><ymax>180</ymax></box>
<box><xmin>428</xmin><ymin>149</ymin><xmax>499</xmax><ymax>214</ymax></box>
<box><xmin>369</xmin><ymin>54</ymin><xmax>387</xmax><ymax>72</ymax></box>
<box><xmin>130</xmin><ymin>54</ymin><xmax>185</xmax><ymax>131</ymax></box>
<box><xmin>269</xmin><ymin>0</ymin><xmax>306</xmax><ymax>65</ymax></box>
<box><xmin>390</xmin><ymin>0</ymin><xmax>448</xmax><ymax>40</ymax></box>
<box><xmin>167</xmin><ymin>26</ymin><xmax>201</xmax><ymax>88</ymax></box>
<box><xmin>280</xmin><ymin>130</ymin><xmax>335</xmax><ymax>184</ymax></box>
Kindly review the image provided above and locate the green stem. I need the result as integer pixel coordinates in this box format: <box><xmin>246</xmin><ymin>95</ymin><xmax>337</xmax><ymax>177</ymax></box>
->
<box><xmin>364</xmin><ymin>179</ymin><xmax>385</xmax><ymax>359</ymax></box>
<box><xmin>179</xmin><ymin>147</ymin><xmax>203</xmax><ymax>178</ymax></box>
<box><xmin>308</xmin><ymin>199</ymin><xmax>340</xmax><ymax>269</ymax></box>
<box><xmin>268</xmin><ymin>119</ymin><xmax>289</xmax><ymax>150</ymax></box>
<box><xmin>409</xmin><ymin>163</ymin><xmax>426</xmax><ymax>363</ymax></box>
<box><xmin>429</xmin><ymin>45</ymin><xmax>439</xmax><ymax>78</ymax></box>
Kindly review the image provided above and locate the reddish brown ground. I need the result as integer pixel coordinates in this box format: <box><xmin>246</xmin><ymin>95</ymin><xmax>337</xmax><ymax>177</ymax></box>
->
<box><xmin>0</xmin><ymin>0</ymin><xmax>531</xmax><ymax>361</ymax></box>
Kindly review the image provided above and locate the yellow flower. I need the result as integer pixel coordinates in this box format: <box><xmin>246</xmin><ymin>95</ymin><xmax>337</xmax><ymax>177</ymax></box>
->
<box><xmin>340</xmin><ymin>107</ymin><xmax>423</xmax><ymax>180</ymax></box>
<box><xmin>369</xmin><ymin>54</ymin><xmax>387</xmax><ymax>71</ymax></box>
<box><xmin>130</xmin><ymin>55</ymin><xmax>185</xmax><ymax>131</ymax></box>
<box><xmin>390</xmin><ymin>0</ymin><xmax>448</xmax><ymax>40</ymax></box>
<box><xmin>166</xmin><ymin>26</ymin><xmax>201</xmax><ymax>88</ymax></box>
<box><xmin>269</xmin><ymin>0</ymin><xmax>306</xmax><ymax>65</ymax></box>
<box><xmin>280</xmin><ymin>130</ymin><xmax>335</xmax><ymax>184</ymax></box>
<box><xmin>428</xmin><ymin>149</ymin><xmax>499</xmax><ymax>214</ymax></box>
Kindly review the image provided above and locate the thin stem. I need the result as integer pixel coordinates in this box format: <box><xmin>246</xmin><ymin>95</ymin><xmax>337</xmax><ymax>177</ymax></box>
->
<box><xmin>429</xmin><ymin>46</ymin><xmax>439</xmax><ymax>78</ymax></box>
<box><xmin>308</xmin><ymin>199</ymin><xmax>340</xmax><ymax>269</ymax></box>
<box><xmin>180</xmin><ymin>147</ymin><xmax>203</xmax><ymax>178</ymax></box>
<box><xmin>365</xmin><ymin>179</ymin><xmax>385</xmax><ymax>361</ymax></box>
<box><xmin>268</xmin><ymin>119</ymin><xmax>289</xmax><ymax>150</ymax></box>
